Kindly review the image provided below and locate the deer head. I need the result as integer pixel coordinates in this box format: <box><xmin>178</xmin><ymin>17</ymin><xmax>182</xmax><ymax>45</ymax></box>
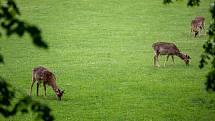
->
<box><xmin>55</xmin><ymin>88</ymin><xmax>64</xmax><ymax>100</ymax></box>
<box><xmin>182</xmin><ymin>54</ymin><xmax>191</xmax><ymax>66</ymax></box>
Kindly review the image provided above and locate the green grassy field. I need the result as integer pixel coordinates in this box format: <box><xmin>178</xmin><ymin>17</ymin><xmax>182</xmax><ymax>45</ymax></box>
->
<box><xmin>0</xmin><ymin>0</ymin><xmax>215</xmax><ymax>121</ymax></box>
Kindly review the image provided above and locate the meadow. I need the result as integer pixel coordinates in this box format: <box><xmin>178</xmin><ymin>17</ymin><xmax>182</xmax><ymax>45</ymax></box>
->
<box><xmin>0</xmin><ymin>0</ymin><xmax>215</xmax><ymax>121</ymax></box>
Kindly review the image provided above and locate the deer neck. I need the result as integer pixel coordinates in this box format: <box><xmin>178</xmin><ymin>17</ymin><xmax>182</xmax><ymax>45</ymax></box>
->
<box><xmin>177</xmin><ymin>52</ymin><xmax>185</xmax><ymax>60</ymax></box>
<box><xmin>50</xmin><ymin>80</ymin><xmax>59</xmax><ymax>91</ymax></box>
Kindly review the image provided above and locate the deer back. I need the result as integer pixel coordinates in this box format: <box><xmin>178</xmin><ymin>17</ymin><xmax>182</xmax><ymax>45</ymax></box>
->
<box><xmin>195</xmin><ymin>16</ymin><xmax>205</xmax><ymax>21</ymax></box>
<box><xmin>191</xmin><ymin>19</ymin><xmax>202</xmax><ymax>29</ymax></box>
<box><xmin>33</xmin><ymin>66</ymin><xmax>56</xmax><ymax>84</ymax></box>
<box><xmin>152</xmin><ymin>42</ymin><xmax>180</xmax><ymax>55</ymax></box>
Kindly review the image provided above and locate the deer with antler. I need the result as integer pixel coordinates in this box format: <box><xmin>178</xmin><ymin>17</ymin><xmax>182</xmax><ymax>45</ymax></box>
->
<box><xmin>29</xmin><ymin>66</ymin><xmax>64</xmax><ymax>100</ymax></box>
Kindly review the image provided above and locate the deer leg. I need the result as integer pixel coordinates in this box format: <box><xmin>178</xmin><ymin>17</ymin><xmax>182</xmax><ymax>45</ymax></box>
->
<box><xmin>36</xmin><ymin>82</ymin><xmax>40</xmax><ymax>96</ymax></box>
<box><xmin>153</xmin><ymin>55</ymin><xmax>156</xmax><ymax>66</ymax></box>
<box><xmin>153</xmin><ymin>52</ymin><xmax>156</xmax><ymax>66</ymax></box>
<box><xmin>164</xmin><ymin>55</ymin><xmax>170</xmax><ymax>67</ymax></box>
<box><xmin>202</xmin><ymin>22</ymin><xmax>205</xmax><ymax>30</ymax></box>
<box><xmin>29</xmin><ymin>77</ymin><xmax>36</xmax><ymax>96</ymax></box>
<box><xmin>43</xmin><ymin>82</ymin><xmax>46</xmax><ymax>96</ymax></box>
<box><xmin>154</xmin><ymin>51</ymin><xmax>160</xmax><ymax>67</ymax></box>
<box><xmin>171</xmin><ymin>56</ymin><xmax>175</xmax><ymax>64</ymax></box>
<box><xmin>194</xmin><ymin>31</ymin><xmax>198</xmax><ymax>37</ymax></box>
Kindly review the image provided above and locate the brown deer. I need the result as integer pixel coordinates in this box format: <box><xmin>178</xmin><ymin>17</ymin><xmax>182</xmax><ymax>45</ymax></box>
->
<box><xmin>191</xmin><ymin>19</ymin><xmax>202</xmax><ymax>37</ymax></box>
<box><xmin>29</xmin><ymin>66</ymin><xmax>64</xmax><ymax>100</ymax></box>
<box><xmin>191</xmin><ymin>16</ymin><xmax>205</xmax><ymax>37</ymax></box>
<box><xmin>152</xmin><ymin>42</ymin><xmax>191</xmax><ymax>67</ymax></box>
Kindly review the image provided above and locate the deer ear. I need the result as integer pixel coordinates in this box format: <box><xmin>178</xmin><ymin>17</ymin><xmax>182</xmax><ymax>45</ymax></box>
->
<box><xmin>186</xmin><ymin>55</ymin><xmax>191</xmax><ymax>59</ymax></box>
<box><xmin>185</xmin><ymin>54</ymin><xmax>191</xmax><ymax>59</ymax></box>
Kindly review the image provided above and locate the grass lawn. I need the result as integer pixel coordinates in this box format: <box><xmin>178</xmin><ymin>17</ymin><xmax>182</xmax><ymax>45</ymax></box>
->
<box><xmin>0</xmin><ymin>0</ymin><xmax>215</xmax><ymax>121</ymax></box>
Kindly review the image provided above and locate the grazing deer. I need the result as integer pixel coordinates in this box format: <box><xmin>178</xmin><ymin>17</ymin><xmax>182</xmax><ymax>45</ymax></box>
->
<box><xmin>152</xmin><ymin>42</ymin><xmax>191</xmax><ymax>67</ymax></box>
<box><xmin>191</xmin><ymin>19</ymin><xmax>202</xmax><ymax>37</ymax></box>
<box><xmin>191</xmin><ymin>16</ymin><xmax>205</xmax><ymax>37</ymax></box>
<box><xmin>29</xmin><ymin>66</ymin><xmax>64</xmax><ymax>100</ymax></box>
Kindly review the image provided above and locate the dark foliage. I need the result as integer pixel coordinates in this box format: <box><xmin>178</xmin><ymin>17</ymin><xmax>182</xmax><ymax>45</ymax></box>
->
<box><xmin>163</xmin><ymin>0</ymin><xmax>200</xmax><ymax>6</ymax></box>
<box><xmin>205</xmin><ymin>69</ymin><xmax>215</xmax><ymax>91</ymax></box>
<box><xmin>0</xmin><ymin>55</ymin><xmax>3</xmax><ymax>63</ymax></box>
<box><xmin>0</xmin><ymin>0</ymin><xmax>48</xmax><ymax>63</ymax></box>
<box><xmin>0</xmin><ymin>0</ymin><xmax>53</xmax><ymax>121</ymax></box>
<box><xmin>0</xmin><ymin>77</ymin><xmax>14</xmax><ymax>109</ymax></box>
<box><xmin>0</xmin><ymin>0</ymin><xmax>48</xmax><ymax>48</ymax></box>
<box><xmin>200</xmin><ymin>2</ymin><xmax>215</xmax><ymax>91</ymax></box>
<box><xmin>187</xmin><ymin>0</ymin><xmax>200</xmax><ymax>6</ymax></box>
<box><xmin>0</xmin><ymin>77</ymin><xmax>53</xmax><ymax>121</ymax></box>
<box><xmin>163</xmin><ymin>0</ymin><xmax>173</xmax><ymax>4</ymax></box>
